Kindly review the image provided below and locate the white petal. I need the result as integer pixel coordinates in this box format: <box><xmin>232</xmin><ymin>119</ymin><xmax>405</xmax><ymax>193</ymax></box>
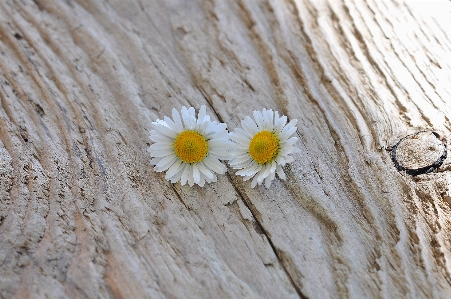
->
<box><xmin>150</xmin><ymin>157</ymin><xmax>162</xmax><ymax>166</ymax></box>
<box><xmin>180</xmin><ymin>165</ymin><xmax>190</xmax><ymax>185</ymax></box>
<box><xmin>256</xmin><ymin>164</ymin><xmax>266</xmax><ymax>179</ymax></box>
<box><xmin>193</xmin><ymin>164</ymin><xmax>201</xmax><ymax>184</ymax></box>
<box><xmin>165</xmin><ymin>161</ymin><xmax>183</xmax><ymax>179</ymax></box>
<box><xmin>149</xmin><ymin>131</ymin><xmax>173</xmax><ymax>143</ymax></box>
<box><xmin>242</xmin><ymin>116</ymin><xmax>259</xmax><ymax>136</ymax></box>
<box><xmin>182</xmin><ymin>106</ymin><xmax>196</xmax><ymax>129</ymax></box>
<box><xmin>230</xmin><ymin>150</ymin><xmax>249</xmax><ymax>160</ymax></box>
<box><xmin>265</xmin><ymin>172</ymin><xmax>275</xmax><ymax>188</ymax></box>
<box><xmin>229</xmin><ymin>155</ymin><xmax>253</xmax><ymax>167</ymax></box>
<box><xmin>276</xmin><ymin>156</ymin><xmax>286</xmax><ymax>166</ymax></box>
<box><xmin>211</xmin><ymin>175</ymin><xmax>217</xmax><ymax>183</ymax></box>
<box><xmin>209</xmin><ymin>139</ymin><xmax>233</xmax><ymax>149</ymax></box>
<box><xmin>285</xmin><ymin>118</ymin><xmax>298</xmax><ymax>128</ymax></box>
<box><xmin>187</xmin><ymin>107</ymin><xmax>196</xmax><ymax>129</ymax></box>
<box><xmin>202</xmin><ymin>172</ymin><xmax>213</xmax><ymax>183</ymax></box>
<box><xmin>198</xmin><ymin>176</ymin><xmax>206</xmax><ymax>187</ymax></box>
<box><xmin>231</xmin><ymin>132</ymin><xmax>251</xmax><ymax>146</ymax></box>
<box><xmin>238</xmin><ymin>123</ymin><xmax>253</xmax><ymax>138</ymax></box>
<box><xmin>281</xmin><ymin>137</ymin><xmax>298</xmax><ymax>146</ymax></box>
<box><xmin>209</xmin><ymin>150</ymin><xmax>231</xmax><ymax>160</ymax></box>
<box><xmin>275</xmin><ymin>115</ymin><xmax>287</xmax><ymax>133</ymax></box>
<box><xmin>255</xmin><ymin>164</ymin><xmax>263</xmax><ymax>175</ymax></box>
<box><xmin>257</xmin><ymin>174</ymin><xmax>265</xmax><ymax>185</ymax></box>
<box><xmin>172</xmin><ymin>108</ymin><xmax>184</xmax><ymax>131</ymax></box>
<box><xmin>170</xmin><ymin>164</ymin><xmax>185</xmax><ymax>183</ymax></box>
<box><xmin>151</xmin><ymin>150</ymin><xmax>175</xmax><ymax>158</ymax></box>
<box><xmin>231</xmin><ymin>158</ymin><xmax>254</xmax><ymax>170</ymax></box>
<box><xmin>230</xmin><ymin>154</ymin><xmax>251</xmax><ymax>166</ymax></box>
<box><xmin>265</xmin><ymin>109</ymin><xmax>274</xmax><ymax>131</ymax></box>
<box><xmin>270</xmin><ymin>161</ymin><xmax>277</xmax><ymax>173</ymax></box>
<box><xmin>212</xmin><ymin>122</ymin><xmax>227</xmax><ymax>133</ymax></box>
<box><xmin>197</xmin><ymin>105</ymin><xmax>207</xmax><ymax>126</ymax></box>
<box><xmin>230</xmin><ymin>144</ymin><xmax>250</xmax><ymax>152</ymax></box>
<box><xmin>198</xmin><ymin>162</ymin><xmax>214</xmax><ymax>180</ymax></box>
<box><xmin>254</xmin><ymin>165</ymin><xmax>267</xmax><ymax>183</ymax></box>
<box><xmin>253</xmin><ymin>110</ymin><xmax>264</xmax><ymax>129</ymax></box>
<box><xmin>262</xmin><ymin>164</ymin><xmax>272</xmax><ymax>179</ymax></box>
<box><xmin>292</xmin><ymin>147</ymin><xmax>301</xmax><ymax>154</ymax></box>
<box><xmin>251</xmin><ymin>175</ymin><xmax>259</xmax><ymax>188</ymax></box>
<box><xmin>199</xmin><ymin>119</ymin><xmax>213</xmax><ymax>134</ymax></box>
<box><xmin>210</xmin><ymin>146</ymin><xmax>233</xmax><ymax>155</ymax></box>
<box><xmin>211</xmin><ymin>130</ymin><xmax>229</xmax><ymax>140</ymax></box>
<box><xmin>243</xmin><ymin>174</ymin><xmax>254</xmax><ymax>181</ymax></box>
<box><xmin>261</xmin><ymin>109</ymin><xmax>269</xmax><ymax>130</ymax></box>
<box><xmin>149</xmin><ymin>142</ymin><xmax>173</xmax><ymax>152</ymax></box>
<box><xmin>202</xmin><ymin>122</ymin><xmax>215</xmax><ymax>136</ymax></box>
<box><xmin>276</xmin><ymin>164</ymin><xmax>286</xmax><ymax>180</ymax></box>
<box><xmin>188</xmin><ymin>168</ymin><xmax>195</xmax><ymax>187</ymax></box>
<box><xmin>279</xmin><ymin>126</ymin><xmax>297</xmax><ymax>142</ymax></box>
<box><xmin>152</xmin><ymin>123</ymin><xmax>178</xmax><ymax>138</ymax></box>
<box><xmin>279</xmin><ymin>145</ymin><xmax>294</xmax><ymax>157</ymax></box>
<box><xmin>164</xmin><ymin>116</ymin><xmax>179</xmax><ymax>131</ymax></box>
<box><xmin>273</xmin><ymin>111</ymin><xmax>280</xmax><ymax>129</ymax></box>
<box><xmin>204</xmin><ymin>156</ymin><xmax>227</xmax><ymax>174</ymax></box>
<box><xmin>236</xmin><ymin>161</ymin><xmax>260</xmax><ymax>176</ymax></box>
<box><xmin>284</xmin><ymin>155</ymin><xmax>294</xmax><ymax>163</ymax></box>
<box><xmin>156</xmin><ymin>154</ymin><xmax>178</xmax><ymax>171</ymax></box>
<box><xmin>151</xmin><ymin>119</ymin><xmax>169</xmax><ymax>128</ymax></box>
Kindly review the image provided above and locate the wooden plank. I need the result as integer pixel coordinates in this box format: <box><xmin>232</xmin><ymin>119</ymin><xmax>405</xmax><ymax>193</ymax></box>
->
<box><xmin>0</xmin><ymin>0</ymin><xmax>450</xmax><ymax>298</ymax></box>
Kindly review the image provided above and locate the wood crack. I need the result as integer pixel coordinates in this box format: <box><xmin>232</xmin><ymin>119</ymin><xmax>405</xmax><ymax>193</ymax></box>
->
<box><xmin>225</xmin><ymin>173</ymin><xmax>309</xmax><ymax>299</ymax></box>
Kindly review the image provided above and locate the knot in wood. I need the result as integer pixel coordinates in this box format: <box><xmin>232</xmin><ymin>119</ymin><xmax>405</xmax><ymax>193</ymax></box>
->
<box><xmin>391</xmin><ymin>131</ymin><xmax>447</xmax><ymax>176</ymax></box>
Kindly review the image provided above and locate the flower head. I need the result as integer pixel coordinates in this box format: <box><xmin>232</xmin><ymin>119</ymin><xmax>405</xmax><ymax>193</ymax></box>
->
<box><xmin>148</xmin><ymin>106</ymin><xmax>231</xmax><ymax>187</ymax></box>
<box><xmin>229</xmin><ymin>109</ymin><xmax>300</xmax><ymax>188</ymax></box>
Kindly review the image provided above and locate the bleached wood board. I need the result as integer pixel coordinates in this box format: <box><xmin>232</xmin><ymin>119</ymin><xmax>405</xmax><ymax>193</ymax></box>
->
<box><xmin>1</xmin><ymin>0</ymin><xmax>451</xmax><ymax>298</ymax></box>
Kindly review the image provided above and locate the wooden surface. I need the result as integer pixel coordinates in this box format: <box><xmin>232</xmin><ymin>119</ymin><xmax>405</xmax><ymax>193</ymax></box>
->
<box><xmin>1</xmin><ymin>0</ymin><xmax>451</xmax><ymax>298</ymax></box>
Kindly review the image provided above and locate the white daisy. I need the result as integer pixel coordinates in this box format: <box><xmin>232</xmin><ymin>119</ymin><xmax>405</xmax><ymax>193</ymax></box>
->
<box><xmin>229</xmin><ymin>109</ymin><xmax>300</xmax><ymax>188</ymax></box>
<box><xmin>148</xmin><ymin>105</ymin><xmax>232</xmax><ymax>187</ymax></box>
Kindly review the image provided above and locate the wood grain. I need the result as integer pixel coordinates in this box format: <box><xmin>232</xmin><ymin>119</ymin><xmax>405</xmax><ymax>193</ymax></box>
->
<box><xmin>0</xmin><ymin>0</ymin><xmax>451</xmax><ymax>298</ymax></box>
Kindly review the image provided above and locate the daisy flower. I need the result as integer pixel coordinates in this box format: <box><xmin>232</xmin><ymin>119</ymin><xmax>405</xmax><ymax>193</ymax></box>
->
<box><xmin>148</xmin><ymin>106</ymin><xmax>232</xmax><ymax>187</ymax></box>
<box><xmin>229</xmin><ymin>109</ymin><xmax>300</xmax><ymax>188</ymax></box>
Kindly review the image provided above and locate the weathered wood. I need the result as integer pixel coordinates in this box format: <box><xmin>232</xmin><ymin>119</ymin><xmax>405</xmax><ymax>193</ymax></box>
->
<box><xmin>1</xmin><ymin>0</ymin><xmax>451</xmax><ymax>298</ymax></box>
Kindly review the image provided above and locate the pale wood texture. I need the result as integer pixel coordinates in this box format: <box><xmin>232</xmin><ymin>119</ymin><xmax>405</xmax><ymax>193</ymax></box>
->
<box><xmin>1</xmin><ymin>0</ymin><xmax>451</xmax><ymax>298</ymax></box>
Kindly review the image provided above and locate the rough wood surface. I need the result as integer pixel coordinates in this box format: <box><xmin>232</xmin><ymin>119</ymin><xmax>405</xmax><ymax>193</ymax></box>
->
<box><xmin>1</xmin><ymin>0</ymin><xmax>451</xmax><ymax>298</ymax></box>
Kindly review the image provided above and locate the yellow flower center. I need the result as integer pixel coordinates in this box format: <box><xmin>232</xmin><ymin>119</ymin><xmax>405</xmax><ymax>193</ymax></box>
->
<box><xmin>248</xmin><ymin>131</ymin><xmax>279</xmax><ymax>164</ymax></box>
<box><xmin>174</xmin><ymin>130</ymin><xmax>208</xmax><ymax>164</ymax></box>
